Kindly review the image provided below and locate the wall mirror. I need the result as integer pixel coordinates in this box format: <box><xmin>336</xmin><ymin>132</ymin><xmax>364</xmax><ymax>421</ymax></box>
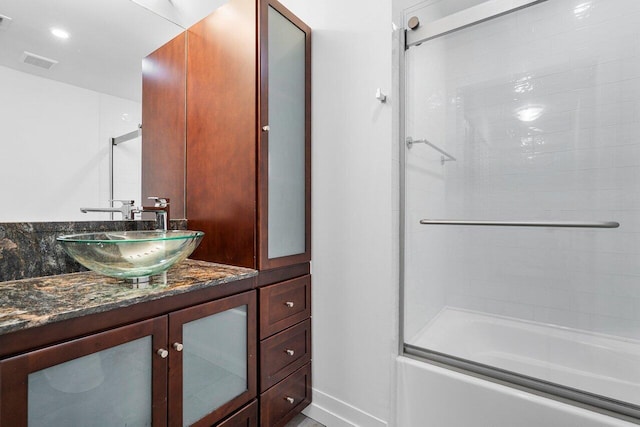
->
<box><xmin>0</xmin><ymin>0</ymin><xmax>227</xmax><ymax>222</ymax></box>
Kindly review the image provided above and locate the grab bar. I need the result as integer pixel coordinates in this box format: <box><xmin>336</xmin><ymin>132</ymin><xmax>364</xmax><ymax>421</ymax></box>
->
<box><xmin>406</xmin><ymin>137</ymin><xmax>456</xmax><ymax>165</ymax></box>
<box><xmin>419</xmin><ymin>219</ymin><xmax>620</xmax><ymax>228</ymax></box>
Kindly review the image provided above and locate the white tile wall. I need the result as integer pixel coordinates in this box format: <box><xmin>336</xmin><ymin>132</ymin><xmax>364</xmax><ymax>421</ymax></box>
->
<box><xmin>404</xmin><ymin>0</ymin><xmax>640</xmax><ymax>342</ymax></box>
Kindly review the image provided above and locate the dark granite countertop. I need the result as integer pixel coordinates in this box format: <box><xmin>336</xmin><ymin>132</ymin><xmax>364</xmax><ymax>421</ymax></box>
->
<box><xmin>0</xmin><ymin>259</ymin><xmax>257</xmax><ymax>336</ymax></box>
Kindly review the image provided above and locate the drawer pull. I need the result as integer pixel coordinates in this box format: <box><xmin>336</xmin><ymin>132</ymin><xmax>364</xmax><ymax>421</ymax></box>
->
<box><xmin>156</xmin><ymin>348</ymin><xmax>169</xmax><ymax>359</ymax></box>
<box><xmin>285</xmin><ymin>301</ymin><xmax>295</xmax><ymax>308</ymax></box>
<box><xmin>173</xmin><ymin>342</ymin><xmax>184</xmax><ymax>352</ymax></box>
<box><xmin>285</xmin><ymin>349</ymin><xmax>295</xmax><ymax>356</ymax></box>
<box><xmin>285</xmin><ymin>396</ymin><xmax>295</xmax><ymax>404</ymax></box>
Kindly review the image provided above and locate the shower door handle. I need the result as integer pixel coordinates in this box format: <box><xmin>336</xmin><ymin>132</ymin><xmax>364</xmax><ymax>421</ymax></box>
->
<box><xmin>419</xmin><ymin>219</ymin><xmax>620</xmax><ymax>228</ymax></box>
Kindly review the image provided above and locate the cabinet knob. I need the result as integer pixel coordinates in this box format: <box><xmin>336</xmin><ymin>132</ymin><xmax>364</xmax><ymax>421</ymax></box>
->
<box><xmin>173</xmin><ymin>342</ymin><xmax>184</xmax><ymax>352</ymax></box>
<box><xmin>285</xmin><ymin>301</ymin><xmax>295</xmax><ymax>308</ymax></box>
<box><xmin>262</xmin><ymin>125</ymin><xmax>270</xmax><ymax>132</ymax></box>
<box><xmin>285</xmin><ymin>349</ymin><xmax>295</xmax><ymax>356</ymax></box>
<box><xmin>156</xmin><ymin>348</ymin><xmax>169</xmax><ymax>358</ymax></box>
<box><xmin>285</xmin><ymin>396</ymin><xmax>295</xmax><ymax>405</ymax></box>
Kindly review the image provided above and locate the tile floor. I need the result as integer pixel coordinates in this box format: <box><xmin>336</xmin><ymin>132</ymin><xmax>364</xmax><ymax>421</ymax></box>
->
<box><xmin>284</xmin><ymin>413</ymin><xmax>325</xmax><ymax>427</ymax></box>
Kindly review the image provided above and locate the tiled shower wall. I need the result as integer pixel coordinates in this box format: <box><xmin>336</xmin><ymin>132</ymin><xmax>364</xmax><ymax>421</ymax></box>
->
<box><xmin>404</xmin><ymin>0</ymin><xmax>640</xmax><ymax>341</ymax></box>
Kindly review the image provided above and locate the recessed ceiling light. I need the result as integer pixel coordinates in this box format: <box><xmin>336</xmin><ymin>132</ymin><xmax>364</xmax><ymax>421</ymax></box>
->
<box><xmin>50</xmin><ymin>27</ymin><xmax>70</xmax><ymax>39</ymax></box>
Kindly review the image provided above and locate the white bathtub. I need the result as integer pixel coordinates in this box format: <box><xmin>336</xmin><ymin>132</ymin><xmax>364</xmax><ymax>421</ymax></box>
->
<box><xmin>397</xmin><ymin>308</ymin><xmax>640</xmax><ymax>426</ymax></box>
<box><xmin>410</xmin><ymin>308</ymin><xmax>640</xmax><ymax>406</ymax></box>
<box><xmin>396</xmin><ymin>357</ymin><xmax>637</xmax><ymax>427</ymax></box>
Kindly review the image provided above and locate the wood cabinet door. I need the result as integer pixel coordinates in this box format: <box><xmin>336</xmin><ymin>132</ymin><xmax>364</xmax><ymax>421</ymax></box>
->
<box><xmin>258</xmin><ymin>0</ymin><xmax>312</xmax><ymax>270</ymax></box>
<box><xmin>0</xmin><ymin>317</ymin><xmax>168</xmax><ymax>427</ymax></box>
<box><xmin>168</xmin><ymin>290</ymin><xmax>257</xmax><ymax>427</ymax></box>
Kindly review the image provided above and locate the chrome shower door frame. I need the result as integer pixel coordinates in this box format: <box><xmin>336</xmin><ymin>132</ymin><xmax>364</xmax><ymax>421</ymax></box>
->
<box><xmin>396</xmin><ymin>0</ymin><xmax>640</xmax><ymax>422</ymax></box>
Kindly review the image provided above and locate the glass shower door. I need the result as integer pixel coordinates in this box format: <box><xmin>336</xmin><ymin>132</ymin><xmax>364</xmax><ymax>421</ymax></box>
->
<box><xmin>402</xmin><ymin>0</ymin><xmax>640</xmax><ymax>418</ymax></box>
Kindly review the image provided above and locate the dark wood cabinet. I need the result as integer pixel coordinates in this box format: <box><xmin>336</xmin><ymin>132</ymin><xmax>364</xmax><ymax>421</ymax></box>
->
<box><xmin>140</xmin><ymin>0</ymin><xmax>313</xmax><ymax>423</ymax></box>
<box><xmin>185</xmin><ymin>0</ymin><xmax>311</xmax><ymax>271</ymax></box>
<box><xmin>0</xmin><ymin>291</ymin><xmax>256</xmax><ymax>427</ymax></box>
<box><xmin>182</xmin><ymin>1</ymin><xmax>314</xmax><ymax>419</ymax></box>
<box><xmin>258</xmin><ymin>274</ymin><xmax>312</xmax><ymax>425</ymax></box>
<box><xmin>0</xmin><ymin>317</ymin><xmax>169</xmax><ymax>427</ymax></box>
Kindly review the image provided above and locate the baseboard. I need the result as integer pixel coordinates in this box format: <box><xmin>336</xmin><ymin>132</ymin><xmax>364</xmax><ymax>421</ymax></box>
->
<box><xmin>302</xmin><ymin>388</ymin><xmax>388</xmax><ymax>427</ymax></box>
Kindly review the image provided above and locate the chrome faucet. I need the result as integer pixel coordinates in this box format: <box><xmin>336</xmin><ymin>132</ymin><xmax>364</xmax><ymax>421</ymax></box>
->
<box><xmin>80</xmin><ymin>197</ymin><xmax>169</xmax><ymax>230</ymax></box>
<box><xmin>81</xmin><ymin>200</ymin><xmax>135</xmax><ymax>220</ymax></box>
<box><xmin>133</xmin><ymin>197</ymin><xmax>170</xmax><ymax>231</ymax></box>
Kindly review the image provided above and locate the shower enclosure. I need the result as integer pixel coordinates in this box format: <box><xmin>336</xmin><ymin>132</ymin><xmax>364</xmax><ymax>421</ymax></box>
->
<box><xmin>400</xmin><ymin>0</ymin><xmax>640</xmax><ymax>420</ymax></box>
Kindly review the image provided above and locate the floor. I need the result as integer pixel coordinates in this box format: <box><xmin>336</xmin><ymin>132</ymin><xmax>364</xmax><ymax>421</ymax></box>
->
<box><xmin>284</xmin><ymin>413</ymin><xmax>325</xmax><ymax>427</ymax></box>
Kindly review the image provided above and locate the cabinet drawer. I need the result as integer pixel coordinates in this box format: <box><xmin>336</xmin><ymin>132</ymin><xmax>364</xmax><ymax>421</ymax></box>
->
<box><xmin>259</xmin><ymin>275</ymin><xmax>311</xmax><ymax>339</ymax></box>
<box><xmin>260</xmin><ymin>319</ymin><xmax>311</xmax><ymax>392</ymax></box>
<box><xmin>215</xmin><ymin>399</ymin><xmax>258</xmax><ymax>427</ymax></box>
<box><xmin>260</xmin><ymin>363</ymin><xmax>311</xmax><ymax>427</ymax></box>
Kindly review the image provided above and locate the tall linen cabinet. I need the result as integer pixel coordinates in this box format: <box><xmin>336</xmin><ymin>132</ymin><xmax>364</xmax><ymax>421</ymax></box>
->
<box><xmin>186</xmin><ymin>0</ymin><xmax>312</xmax><ymax>425</ymax></box>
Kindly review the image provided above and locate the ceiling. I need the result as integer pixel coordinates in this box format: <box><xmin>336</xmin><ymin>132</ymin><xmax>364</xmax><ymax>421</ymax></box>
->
<box><xmin>0</xmin><ymin>0</ymin><xmax>227</xmax><ymax>102</ymax></box>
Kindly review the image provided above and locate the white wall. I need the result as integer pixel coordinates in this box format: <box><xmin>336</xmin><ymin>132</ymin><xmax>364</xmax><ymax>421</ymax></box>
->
<box><xmin>0</xmin><ymin>65</ymin><xmax>141</xmax><ymax>222</ymax></box>
<box><xmin>277</xmin><ymin>1</ymin><xmax>396</xmax><ymax>426</ymax></box>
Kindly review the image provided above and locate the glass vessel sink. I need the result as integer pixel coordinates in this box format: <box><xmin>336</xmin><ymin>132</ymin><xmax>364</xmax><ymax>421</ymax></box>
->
<box><xmin>57</xmin><ymin>230</ymin><xmax>204</xmax><ymax>281</ymax></box>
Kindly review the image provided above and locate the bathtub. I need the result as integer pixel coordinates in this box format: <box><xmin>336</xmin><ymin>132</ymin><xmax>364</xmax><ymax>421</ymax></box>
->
<box><xmin>397</xmin><ymin>308</ymin><xmax>640</xmax><ymax>426</ymax></box>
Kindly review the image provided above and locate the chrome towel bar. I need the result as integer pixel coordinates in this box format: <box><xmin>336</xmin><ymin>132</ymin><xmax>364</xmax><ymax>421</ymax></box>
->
<box><xmin>419</xmin><ymin>219</ymin><xmax>620</xmax><ymax>228</ymax></box>
<box><xmin>406</xmin><ymin>137</ymin><xmax>456</xmax><ymax>165</ymax></box>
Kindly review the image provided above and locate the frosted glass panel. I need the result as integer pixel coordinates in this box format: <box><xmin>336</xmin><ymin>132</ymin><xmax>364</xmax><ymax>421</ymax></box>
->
<box><xmin>182</xmin><ymin>306</ymin><xmax>247</xmax><ymax>426</ymax></box>
<box><xmin>28</xmin><ymin>337</ymin><xmax>152</xmax><ymax>427</ymax></box>
<box><xmin>267</xmin><ymin>6</ymin><xmax>306</xmax><ymax>259</ymax></box>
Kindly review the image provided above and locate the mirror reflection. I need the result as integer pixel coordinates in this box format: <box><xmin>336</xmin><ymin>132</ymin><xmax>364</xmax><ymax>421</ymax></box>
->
<box><xmin>0</xmin><ymin>0</ymin><xmax>226</xmax><ymax>222</ymax></box>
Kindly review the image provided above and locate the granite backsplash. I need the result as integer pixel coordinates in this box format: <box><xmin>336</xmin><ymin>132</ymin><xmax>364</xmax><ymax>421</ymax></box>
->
<box><xmin>0</xmin><ymin>220</ymin><xmax>187</xmax><ymax>282</ymax></box>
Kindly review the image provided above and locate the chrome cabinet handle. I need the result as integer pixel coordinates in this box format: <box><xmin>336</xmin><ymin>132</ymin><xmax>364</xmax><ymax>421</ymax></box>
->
<box><xmin>173</xmin><ymin>342</ymin><xmax>184</xmax><ymax>352</ymax></box>
<box><xmin>285</xmin><ymin>349</ymin><xmax>295</xmax><ymax>356</ymax></box>
<box><xmin>157</xmin><ymin>348</ymin><xmax>169</xmax><ymax>358</ymax></box>
<box><xmin>285</xmin><ymin>301</ymin><xmax>295</xmax><ymax>308</ymax></box>
<box><xmin>285</xmin><ymin>396</ymin><xmax>295</xmax><ymax>404</ymax></box>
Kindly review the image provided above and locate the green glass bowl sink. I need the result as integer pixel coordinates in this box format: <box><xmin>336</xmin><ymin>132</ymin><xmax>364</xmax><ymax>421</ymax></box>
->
<box><xmin>57</xmin><ymin>230</ymin><xmax>204</xmax><ymax>281</ymax></box>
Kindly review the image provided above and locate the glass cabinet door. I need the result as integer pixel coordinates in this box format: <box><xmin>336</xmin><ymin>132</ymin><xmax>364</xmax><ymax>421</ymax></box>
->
<box><xmin>168</xmin><ymin>291</ymin><xmax>257</xmax><ymax>427</ymax></box>
<box><xmin>259</xmin><ymin>0</ymin><xmax>311</xmax><ymax>269</ymax></box>
<box><xmin>0</xmin><ymin>317</ymin><xmax>167</xmax><ymax>427</ymax></box>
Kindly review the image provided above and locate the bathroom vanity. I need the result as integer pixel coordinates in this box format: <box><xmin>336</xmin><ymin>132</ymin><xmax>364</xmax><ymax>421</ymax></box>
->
<box><xmin>0</xmin><ymin>0</ymin><xmax>312</xmax><ymax>424</ymax></box>
<box><xmin>0</xmin><ymin>260</ymin><xmax>259</xmax><ymax>426</ymax></box>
